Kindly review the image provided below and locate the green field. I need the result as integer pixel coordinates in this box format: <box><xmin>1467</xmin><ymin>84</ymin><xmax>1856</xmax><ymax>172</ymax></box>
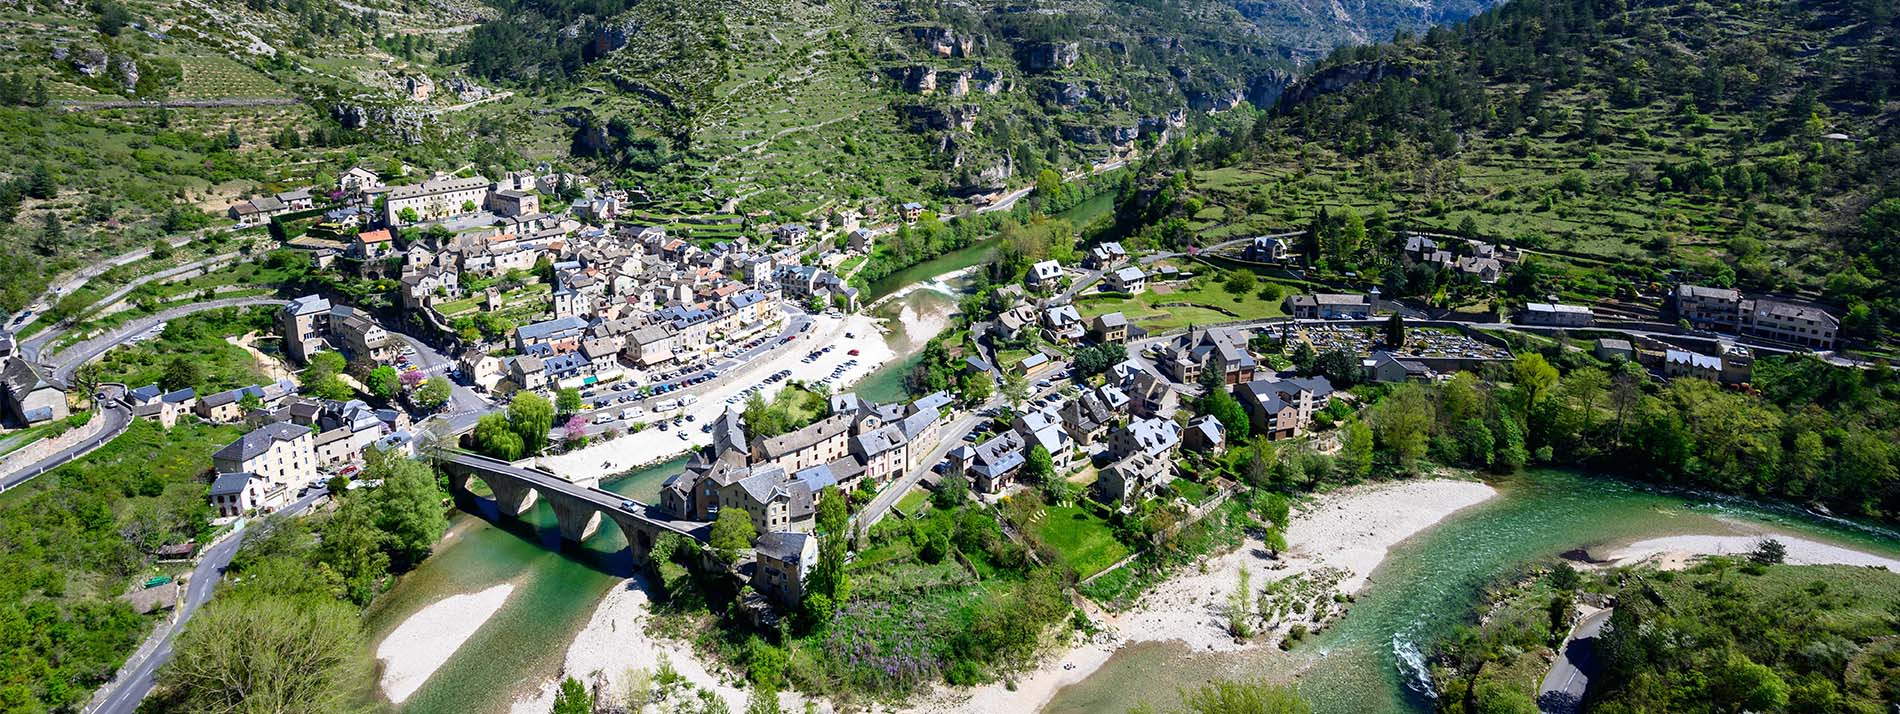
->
<box><xmin>1075</xmin><ymin>276</ymin><xmax>1288</xmax><ymax>332</ymax></box>
<box><xmin>1029</xmin><ymin>504</ymin><xmax>1132</xmax><ymax>580</ymax></box>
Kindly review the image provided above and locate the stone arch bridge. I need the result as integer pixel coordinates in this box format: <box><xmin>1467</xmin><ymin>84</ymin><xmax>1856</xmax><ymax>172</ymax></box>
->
<box><xmin>438</xmin><ymin>450</ymin><xmax>709</xmax><ymax>565</ymax></box>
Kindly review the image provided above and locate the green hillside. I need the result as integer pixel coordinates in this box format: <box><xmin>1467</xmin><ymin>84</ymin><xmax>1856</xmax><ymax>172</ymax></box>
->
<box><xmin>1121</xmin><ymin>0</ymin><xmax>1899</xmax><ymax>337</ymax></box>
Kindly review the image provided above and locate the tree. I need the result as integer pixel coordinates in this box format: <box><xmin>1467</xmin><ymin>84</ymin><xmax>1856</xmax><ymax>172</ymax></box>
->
<box><xmin>365</xmin><ymin>365</ymin><xmax>399</xmax><ymax>399</ymax></box>
<box><xmin>509</xmin><ymin>391</ymin><xmax>554</xmax><ymax>455</ymax></box>
<box><xmin>1372</xmin><ymin>384</ymin><xmax>1433</xmax><ymax>473</ymax></box>
<box><xmin>1339</xmin><ymin>418</ymin><xmax>1373</xmax><ymax>480</ymax></box>
<box><xmin>1001</xmin><ymin>370</ymin><xmax>1030</xmax><ymax>410</ymax></box>
<box><xmin>1384</xmin><ymin>312</ymin><xmax>1406</xmax><ymax>348</ymax></box>
<box><xmin>1074</xmin><ymin>343</ymin><xmax>1129</xmax><ymax>378</ymax></box>
<box><xmin>368</xmin><ymin>455</ymin><xmax>447</xmax><ymax>569</ymax></box>
<box><xmin>815</xmin><ymin>486</ymin><xmax>847</xmax><ymax>536</ymax></box>
<box><xmin>935</xmin><ymin>471</ymin><xmax>969</xmax><ymax>509</ymax></box>
<box><xmin>957</xmin><ymin>372</ymin><xmax>994</xmax><ymax>406</ymax></box>
<box><xmin>34</xmin><ymin>213</ymin><xmax>62</xmax><ymax>256</ymax></box>
<box><xmin>474</xmin><ymin>412</ymin><xmax>524</xmax><ymax>460</ymax></box>
<box><xmin>551</xmin><ymin>676</ymin><xmax>593</xmax><ymax>714</ymax></box>
<box><xmin>162</xmin><ymin>355</ymin><xmax>204</xmax><ymax>391</ymax></box>
<box><xmin>1198</xmin><ymin>388</ymin><xmax>1251</xmax><ymax>440</ymax></box>
<box><xmin>316</xmin><ymin>493</ymin><xmax>390</xmax><ymax>608</ymax></box>
<box><xmin>1513</xmin><ymin>353</ymin><xmax>1559</xmax><ymax>410</ymax></box>
<box><xmin>417</xmin><ymin>377</ymin><xmax>452</xmax><ymax>410</ymax></box>
<box><xmin>158</xmin><ymin>594</ymin><xmax>370</xmax><ymax>714</ymax></box>
<box><xmin>709</xmin><ymin>508</ymin><xmax>756</xmax><ymax>563</ymax></box>
<box><xmin>1750</xmin><ymin>537</ymin><xmax>1786</xmax><ymax>565</ymax></box>
<box><xmin>1026</xmin><ymin>444</ymin><xmax>1055</xmax><ymax>484</ymax></box>
<box><xmin>556</xmin><ymin>387</ymin><xmax>583</xmax><ymax>415</ymax></box>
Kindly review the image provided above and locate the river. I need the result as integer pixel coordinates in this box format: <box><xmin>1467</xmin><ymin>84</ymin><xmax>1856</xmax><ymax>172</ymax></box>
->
<box><xmin>1041</xmin><ymin>468</ymin><xmax>1900</xmax><ymax>714</ymax></box>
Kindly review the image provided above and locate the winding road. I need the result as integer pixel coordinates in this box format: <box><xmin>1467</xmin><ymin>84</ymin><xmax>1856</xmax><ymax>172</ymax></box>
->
<box><xmin>1538</xmin><ymin>607</ymin><xmax>1612</xmax><ymax>714</ymax></box>
<box><xmin>0</xmin><ymin>385</ymin><xmax>131</xmax><ymax>492</ymax></box>
<box><xmin>85</xmin><ymin>486</ymin><xmax>331</xmax><ymax>714</ymax></box>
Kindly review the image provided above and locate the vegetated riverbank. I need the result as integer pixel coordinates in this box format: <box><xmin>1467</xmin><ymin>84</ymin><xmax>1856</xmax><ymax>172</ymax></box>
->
<box><xmin>1041</xmin><ymin>469</ymin><xmax>1900</xmax><ymax>714</ymax></box>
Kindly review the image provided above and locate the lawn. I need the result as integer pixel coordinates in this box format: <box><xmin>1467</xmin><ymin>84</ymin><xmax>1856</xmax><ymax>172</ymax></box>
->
<box><xmin>1075</xmin><ymin>275</ymin><xmax>1289</xmax><ymax>332</ymax></box>
<box><xmin>1170</xmin><ymin>478</ymin><xmax>1211</xmax><ymax>504</ymax></box>
<box><xmin>1030</xmin><ymin>504</ymin><xmax>1132</xmax><ymax>580</ymax></box>
<box><xmin>893</xmin><ymin>486</ymin><xmax>931</xmax><ymax>517</ymax></box>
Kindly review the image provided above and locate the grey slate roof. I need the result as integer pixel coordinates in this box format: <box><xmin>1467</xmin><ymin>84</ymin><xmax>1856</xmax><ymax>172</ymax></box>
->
<box><xmin>213</xmin><ymin>422</ymin><xmax>309</xmax><ymax>463</ymax></box>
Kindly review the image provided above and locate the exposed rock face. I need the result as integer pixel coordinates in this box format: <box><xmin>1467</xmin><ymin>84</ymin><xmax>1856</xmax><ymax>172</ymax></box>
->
<box><xmin>1106</xmin><ymin>124</ymin><xmax>1139</xmax><ymax>146</ymax></box>
<box><xmin>905</xmin><ymin>66</ymin><xmax>938</xmax><ymax>94</ymax></box>
<box><xmin>1247</xmin><ymin>69</ymin><xmax>1294</xmax><ymax>109</ymax></box>
<box><xmin>908</xmin><ymin>26</ymin><xmax>979</xmax><ymax>58</ymax></box>
<box><xmin>112</xmin><ymin>55</ymin><xmax>139</xmax><ymax>92</ymax></box>
<box><xmin>901</xmin><ymin>104</ymin><xmax>980</xmax><ymax>132</ymax></box>
<box><xmin>1060</xmin><ymin>123</ymin><xmax>1099</xmax><ymax>144</ymax></box>
<box><xmin>1023</xmin><ymin>41</ymin><xmax>1080</xmax><ymax>73</ymax></box>
<box><xmin>1275</xmin><ymin>61</ymin><xmax>1413</xmax><ymax>109</ymax></box>
<box><xmin>328</xmin><ymin>102</ymin><xmax>440</xmax><ymax>145</ymax></box>
<box><xmin>1042</xmin><ymin>81</ymin><xmax>1088</xmax><ymax>107</ymax></box>
<box><xmin>72</xmin><ymin>49</ymin><xmax>108</xmax><ymax>77</ymax></box>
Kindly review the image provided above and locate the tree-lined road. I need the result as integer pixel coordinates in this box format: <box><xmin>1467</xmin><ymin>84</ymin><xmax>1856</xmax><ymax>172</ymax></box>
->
<box><xmin>86</xmin><ymin>486</ymin><xmax>331</xmax><ymax>714</ymax></box>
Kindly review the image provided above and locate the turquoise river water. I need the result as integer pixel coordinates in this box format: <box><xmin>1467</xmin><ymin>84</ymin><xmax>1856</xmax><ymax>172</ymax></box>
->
<box><xmin>1041</xmin><ymin>469</ymin><xmax>1900</xmax><ymax>714</ymax></box>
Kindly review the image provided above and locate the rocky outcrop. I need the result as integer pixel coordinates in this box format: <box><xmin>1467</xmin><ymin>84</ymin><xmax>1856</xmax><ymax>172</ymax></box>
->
<box><xmin>1059</xmin><ymin>123</ymin><xmax>1099</xmax><ymax>144</ymax></box>
<box><xmin>908</xmin><ymin>26</ymin><xmax>979</xmax><ymax>58</ymax></box>
<box><xmin>1275</xmin><ymin>61</ymin><xmax>1414</xmax><ymax>110</ymax></box>
<box><xmin>1023</xmin><ymin>41</ymin><xmax>1080</xmax><ymax>73</ymax></box>
<box><xmin>901</xmin><ymin>104</ymin><xmax>980</xmax><ymax>132</ymax></box>
<box><xmin>1041</xmin><ymin>81</ymin><xmax>1088</xmax><ymax>107</ymax></box>
<box><xmin>112</xmin><ymin>55</ymin><xmax>139</xmax><ymax>92</ymax></box>
<box><xmin>905</xmin><ymin>66</ymin><xmax>938</xmax><ymax>94</ymax></box>
<box><xmin>1247</xmin><ymin>70</ymin><xmax>1294</xmax><ymax>109</ymax></box>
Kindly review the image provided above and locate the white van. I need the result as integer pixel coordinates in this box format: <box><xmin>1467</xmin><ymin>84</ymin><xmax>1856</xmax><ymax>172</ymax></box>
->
<box><xmin>654</xmin><ymin>399</ymin><xmax>680</xmax><ymax>413</ymax></box>
<box><xmin>622</xmin><ymin>407</ymin><xmax>646</xmax><ymax>420</ymax></box>
<box><xmin>679</xmin><ymin>394</ymin><xmax>699</xmax><ymax>407</ymax></box>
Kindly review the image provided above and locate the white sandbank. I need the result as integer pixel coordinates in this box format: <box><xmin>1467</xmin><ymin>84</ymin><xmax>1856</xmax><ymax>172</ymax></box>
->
<box><xmin>376</xmin><ymin>583</ymin><xmax>515</xmax><ymax>704</ymax></box>
<box><xmin>1603</xmin><ymin>533</ymin><xmax>1900</xmax><ymax>571</ymax></box>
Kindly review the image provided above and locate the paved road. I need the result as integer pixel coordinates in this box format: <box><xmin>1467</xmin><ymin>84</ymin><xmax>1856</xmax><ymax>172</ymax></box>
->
<box><xmin>1538</xmin><ymin>607</ymin><xmax>1612</xmax><ymax>714</ymax></box>
<box><xmin>855</xmin><ymin>379</ymin><xmax>1075</xmax><ymax>527</ymax></box>
<box><xmin>46</xmin><ymin>297</ymin><xmax>291</xmax><ymax>385</ymax></box>
<box><xmin>0</xmin><ymin>385</ymin><xmax>131</xmax><ymax>492</ymax></box>
<box><xmin>859</xmin><ymin>409</ymin><xmax>986</xmax><ymax>528</ymax></box>
<box><xmin>9</xmin><ymin>233</ymin><xmax>211</xmax><ymax>337</ymax></box>
<box><xmin>21</xmin><ymin>252</ymin><xmax>246</xmax><ymax>363</ymax></box>
<box><xmin>87</xmin><ymin>486</ymin><xmax>331</xmax><ymax>714</ymax></box>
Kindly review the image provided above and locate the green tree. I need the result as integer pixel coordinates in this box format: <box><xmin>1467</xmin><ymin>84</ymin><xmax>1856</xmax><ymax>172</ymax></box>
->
<box><xmin>709</xmin><ymin>508</ymin><xmax>757</xmax><ymax>563</ymax></box>
<box><xmin>317</xmin><ymin>494</ymin><xmax>390</xmax><ymax>605</ymax></box>
<box><xmin>1384</xmin><ymin>312</ymin><xmax>1406</xmax><ymax>348</ymax></box>
<box><xmin>368</xmin><ymin>455</ymin><xmax>447</xmax><ymax>568</ymax></box>
<box><xmin>551</xmin><ymin>676</ymin><xmax>593</xmax><ymax>714</ymax></box>
<box><xmin>1198</xmin><ymin>388</ymin><xmax>1251</xmax><ymax>440</ymax></box>
<box><xmin>509</xmin><ymin>391</ymin><xmax>555</xmax><ymax>455</ymax></box>
<box><xmin>474</xmin><ymin>412</ymin><xmax>524</xmax><ymax>460</ymax></box>
<box><xmin>556</xmin><ymin>387</ymin><xmax>583</xmax><ymax>415</ymax></box>
<box><xmin>158</xmin><ymin>594</ymin><xmax>370</xmax><ymax>714</ymax></box>
<box><xmin>417</xmin><ymin>377</ymin><xmax>453</xmax><ymax>410</ymax></box>
<box><xmin>1513</xmin><ymin>353</ymin><xmax>1559</xmax><ymax>410</ymax></box>
<box><xmin>815</xmin><ymin>485</ymin><xmax>847</xmax><ymax>536</ymax></box>
<box><xmin>1339</xmin><ymin>418</ymin><xmax>1373</xmax><ymax>480</ymax></box>
<box><xmin>1025</xmin><ymin>444</ymin><xmax>1055</xmax><ymax>484</ymax></box>
<box><xmin>162</xmin><ymin>355</ymin><xmax>204</xmax><ymax>391</ymax></box>
<box><xmin>957</xmin><ymin>372</ymin><xmax>994</xmax><ymax>406</ymax></box>
<box><xmin>1001</xmin><ymin>370</ymin><xmax>1030</xmax><ymax>410</ymax></box>
<box><xmin>365</xmin><ymin>365</ymin><xmax>399</xmax><ymax>399</ymax></box>
<box><xmin>1372</xmin><ymin>384</ymin><xmax>1433</xmax><ymax>473</ymax></box>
